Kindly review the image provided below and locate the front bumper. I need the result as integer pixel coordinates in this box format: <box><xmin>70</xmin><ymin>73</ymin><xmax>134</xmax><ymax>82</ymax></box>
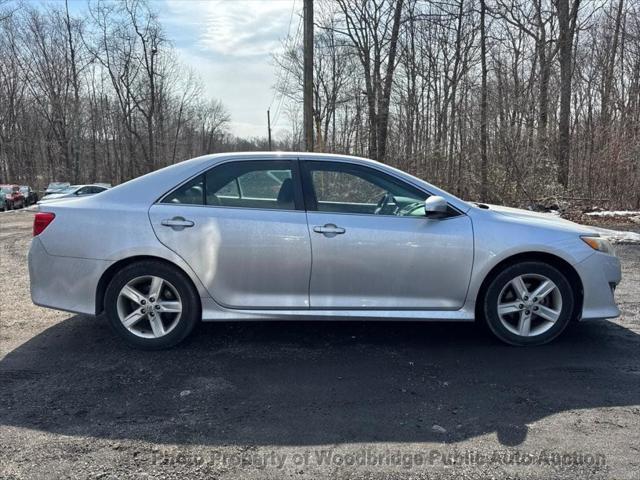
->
<box><xmin>28</xmin><ymin>237</ymin><xmax>112</xmax><ymax>315</ymax></box>
<box><xmin>576</xmin><ymin>251</ymin><xmax>622</xmax><ymax>320</ymax></box>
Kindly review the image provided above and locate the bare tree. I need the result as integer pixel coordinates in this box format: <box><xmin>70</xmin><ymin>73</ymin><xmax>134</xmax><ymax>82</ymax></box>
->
<box><xmin>334</xmin><ymin>0</ymin><xmax>404</xmax><ymax>160</ymax></box>
<box><xmin>3</xmin><ymin>0</ymin><xmax>640</xmax><ymax>210</ymax></box>
<box><xmin>555</xmin><ymin>0</ymin><xmax>580</xmax><ymax>188</ymax></box>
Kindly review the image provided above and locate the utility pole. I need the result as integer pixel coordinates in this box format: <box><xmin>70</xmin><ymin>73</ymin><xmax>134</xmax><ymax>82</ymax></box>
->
<box><xmin>303</xmin><ymin>0</ymin><xmax>314</xmax><ymax>152</ymax></box>
<box><xmin>479</xmin><ymin>0</ymin><xmax>488</xmax><ymax>201</ymax></box>
<box><xmin>267</xmin><ymin>109</ymin><xmax>272</xmax><ymax>151</ymax></box>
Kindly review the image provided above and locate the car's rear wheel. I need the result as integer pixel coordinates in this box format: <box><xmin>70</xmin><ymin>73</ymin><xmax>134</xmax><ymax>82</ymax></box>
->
<box><xmin>483</xmin><ymin>261</ymin><xmax>575</xmax><ymax>346</ymax></box>
<box><xmin>104</xmin><ymin>260</ymin><xmax>200</xmax><ymax>349</ymax></box>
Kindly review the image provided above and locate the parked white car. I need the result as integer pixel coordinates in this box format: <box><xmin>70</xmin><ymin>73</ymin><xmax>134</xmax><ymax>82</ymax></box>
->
<box><xmin>39</xmin><ymin>184</ymin><xmax>110</xmax><ymax>203</ymax></box>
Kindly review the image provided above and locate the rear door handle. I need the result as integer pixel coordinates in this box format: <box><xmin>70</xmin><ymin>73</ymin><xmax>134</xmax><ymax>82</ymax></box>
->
<box><xmin>161</xmin><ymin>216</ymin><xmax>195</xmax><ymax>230</ymax></box>
<box><xmin>313</xmin><ymin>224</ymin><xmax>346</xmax><ymax>236</ymax></box>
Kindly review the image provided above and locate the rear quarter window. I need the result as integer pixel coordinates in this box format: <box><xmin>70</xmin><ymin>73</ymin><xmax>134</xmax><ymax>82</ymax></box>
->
<box><xmin>161</xmin><ymin>175</ymin><xmax>204</xmax><ymax>205</ymax></box>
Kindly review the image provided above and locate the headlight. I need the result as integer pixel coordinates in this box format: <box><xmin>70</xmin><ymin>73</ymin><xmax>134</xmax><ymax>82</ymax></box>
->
<box><xmin>581</xmin><ymin>235</ymin><xmax>616</xmax><ymax>255</ymax></box>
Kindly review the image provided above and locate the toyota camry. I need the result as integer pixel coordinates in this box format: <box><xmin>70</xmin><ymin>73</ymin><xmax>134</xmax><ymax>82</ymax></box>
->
<box><xmin>28</xmin><ymin>152</ymin><xmax>621</xmax><ymax>349</ymax></box>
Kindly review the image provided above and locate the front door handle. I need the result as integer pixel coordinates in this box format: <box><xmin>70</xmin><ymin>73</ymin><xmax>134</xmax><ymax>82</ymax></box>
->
<box><xmin>161</xmin><ymin>216</ymin><xmax>195</xmax><ymax>230</ymax></box>
<box><xmin>313</xmin><ymin>224</ymin><xmax>346</xmax><ymax>236</ymax></box>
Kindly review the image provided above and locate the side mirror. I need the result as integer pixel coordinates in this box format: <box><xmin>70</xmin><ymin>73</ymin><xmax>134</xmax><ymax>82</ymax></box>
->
<box><xmin>424</xmin><ymin>196</ymin><xmax>449</xmax><ymax>219</ymax></box>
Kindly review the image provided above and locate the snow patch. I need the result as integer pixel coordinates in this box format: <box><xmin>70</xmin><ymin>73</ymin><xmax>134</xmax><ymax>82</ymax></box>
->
<box><xmin>585</xmin><ymin>210</ymin><xmax>640</xmax><ymax>217</ymax></box>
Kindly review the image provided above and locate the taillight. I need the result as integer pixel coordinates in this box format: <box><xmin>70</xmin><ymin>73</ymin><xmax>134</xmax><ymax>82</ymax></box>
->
<box><xmin>33</xmin><ymin>212</ymin><xmax>55</xmax><ymax>236</ymax></box>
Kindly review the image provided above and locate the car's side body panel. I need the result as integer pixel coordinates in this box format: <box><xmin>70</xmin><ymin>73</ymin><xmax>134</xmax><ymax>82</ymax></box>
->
<box><xmin>30</xmin><ymin>201</ymin><xmax>213</xmax><ymax>304</ymax></box>
<box><xmin>27</xmin><ymin>152</ymin><xmax>621</xmax><ymax>324</ymax></box>
<box><xmin>459</xmin><ymin>207</ymin><xmax>621</xmax><ymax>320</ymax></box>
<box><xmin>198</xmin><ymin>297</ymin><xmax>476</xmax><ymax>321</ymax></box>
<box><xmin>29</xmin><ymin>237</ymin><xmax>112</xmax><ymax>314</ymax></box>
<box><xmin>149</xmin><ymin>204</ymin><xmax>312</xmax><ymax>308</ymax></box>
<box><xmin>306</xmin><ymin>211</ymin><xmax>474</xmax><ymax>309</ymax></box>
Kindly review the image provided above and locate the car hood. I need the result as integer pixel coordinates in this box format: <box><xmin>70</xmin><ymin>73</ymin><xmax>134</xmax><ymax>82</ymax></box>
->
<box><xmin>483</xmin><ymin>204</ymin><xmax>595</xmax><ymax>234</ymax></box>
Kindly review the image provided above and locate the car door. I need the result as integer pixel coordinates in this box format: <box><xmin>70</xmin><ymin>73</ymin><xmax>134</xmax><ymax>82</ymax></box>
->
<box><xmin>301</xmin><ymin>160</ymin><xmax>474</xmax><ymax>310</ymax></box>
<box><xmin>148</xmin><ymin>159</ymin><xmax>312</xmax><ymax>309</ymax></box>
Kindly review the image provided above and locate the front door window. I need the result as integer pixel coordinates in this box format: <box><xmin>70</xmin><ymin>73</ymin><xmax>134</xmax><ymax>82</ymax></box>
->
<box><xmin>303</xmin><ymin>162</ymin><xmax>429</xmax><ymax>217</ymax></box>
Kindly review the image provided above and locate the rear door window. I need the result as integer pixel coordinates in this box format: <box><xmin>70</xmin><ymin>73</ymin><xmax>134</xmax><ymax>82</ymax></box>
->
<box><xmin>161</xmin><ymin>160</ymin><xmax>301</xmax><ymax>210</ymax></box>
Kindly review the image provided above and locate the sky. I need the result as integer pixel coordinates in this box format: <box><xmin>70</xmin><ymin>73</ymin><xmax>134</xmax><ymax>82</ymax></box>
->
<box><xmin>158</xmin><ymin>0</ymin><xmax>301</xmax><ymax>138</ymax></box>
<box><xmin>56</xmin><ymin>0</ymin><xmax>300</xmax><ymax>138</ymax></box>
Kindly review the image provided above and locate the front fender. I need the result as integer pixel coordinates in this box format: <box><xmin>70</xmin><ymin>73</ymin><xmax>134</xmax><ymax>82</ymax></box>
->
<box><xmin>464</xmin><ymin>209</ymin><xmax>596</xmax><ymax>308</ymax></box>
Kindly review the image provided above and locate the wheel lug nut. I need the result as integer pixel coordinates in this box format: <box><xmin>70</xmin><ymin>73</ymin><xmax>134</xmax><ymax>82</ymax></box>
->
<box><xmin>524</xmin><ymin>296</ymin><xmax>529</xmax><ymax>300</ymax></box>
<box><xmin>533</xmin><ymin>306</ymin><xmax>539</xmax><ymax>311</ymax></box>
<box><xmin>149</xmin><ymin>297</ymin><xmax>155</xmax><ymax>303</ymax></box>
<box><xmin>155</xmin><ymin>304</ymin><xmax>161</xmax><ymax>310</ymax></box>
<box><xmin>525</xmin><ymin>310</ymin><xmax>530</xmax><ymax>315</ymax></box>
<box><xmin>533</xmin><ymin>297</ymin><xmax>538</xmax><ymax>302</ymax></box>
<box><xmin>150</xmin><ymin>312</ymin><xmax>155</xmax><ymax>317</ymax></box>
<box><xmin>141</xmin><ymin>309</ymin><xmax>146</xmax><ymax>314</ymax></box>
<box><xmin>518</xmin><ymin>304</ymin><xmax>524</xmax><ymax>309</ymax></box>
<box><xmin>141</xmin><ymin>300</ymin><xmax>146</xmax><ymax>305</ymax></box>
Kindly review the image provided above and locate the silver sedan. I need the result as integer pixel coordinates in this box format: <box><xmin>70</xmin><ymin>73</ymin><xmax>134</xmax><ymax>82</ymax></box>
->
<box><xmin>28</xmin><ymin>153</ymin><xmax>621</xmax><ymax>348</ymax></box>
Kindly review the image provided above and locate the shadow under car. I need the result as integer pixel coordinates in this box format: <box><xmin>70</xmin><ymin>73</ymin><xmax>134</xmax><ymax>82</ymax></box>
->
<box><xmin>1</xmin><ymin>316</ymin><xmax>639</xmax><ymax>447</ymax></box>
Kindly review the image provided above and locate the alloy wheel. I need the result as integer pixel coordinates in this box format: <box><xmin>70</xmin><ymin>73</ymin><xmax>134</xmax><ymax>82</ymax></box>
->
<box><xmin>497</xmin><ymin>273</ymin><xmax>563</xmax><ymax>337</ymax></box>
<box><xmin>116</xmin><ymin>275</ymin><xmax>182</xmax><ymax>339</ymax></box>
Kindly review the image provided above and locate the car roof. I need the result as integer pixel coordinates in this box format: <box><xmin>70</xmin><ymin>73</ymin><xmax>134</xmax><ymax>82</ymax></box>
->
<box><xmin>79</xmin><ymin>152</ymin><xmax>470</xmax><ymax>212</ymax></box>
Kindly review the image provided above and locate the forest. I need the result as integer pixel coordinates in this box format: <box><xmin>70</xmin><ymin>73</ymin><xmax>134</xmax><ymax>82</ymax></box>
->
<box><xmin>1</xmin><ymin>0</ymin><xmax>639</xmax><ymax>209</ymax></box>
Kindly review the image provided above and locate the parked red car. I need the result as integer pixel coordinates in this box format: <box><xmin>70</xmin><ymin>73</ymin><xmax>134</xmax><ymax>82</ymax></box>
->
<box><xmin>0</xmin><ymin>184</ymin><xmax>25</xmax><ymax>210</ymax></box>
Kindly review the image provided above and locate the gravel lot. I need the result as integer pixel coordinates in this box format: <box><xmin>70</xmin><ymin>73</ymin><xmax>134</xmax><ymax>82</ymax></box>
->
<box><xmin>1</xmin><ymin>210</ymin><xmax>639</xmax><ymax>479</ymax></box>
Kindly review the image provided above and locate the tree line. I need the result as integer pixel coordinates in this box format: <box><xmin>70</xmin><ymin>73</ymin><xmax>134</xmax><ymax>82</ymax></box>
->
<box><xmin>1</xmin><ymin>0</ymin><xmax>639</xmax><ymax>209</ymax></box>
<box><xmin>0</xmin><ymin>0</ymin><xmax>235</xmax><ymax>188</ymax></box>
<box><xmin>277</xmin><ymin>0</ymin><xmax>640</xmax><ymax>208</ymax></box>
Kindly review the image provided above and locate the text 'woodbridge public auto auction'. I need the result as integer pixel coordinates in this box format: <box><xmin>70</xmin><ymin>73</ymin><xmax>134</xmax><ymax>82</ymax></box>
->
<box><xmin>148</xmin><ymin>448</ymin><xmax>606</xmax><ymax>470</ymax></box>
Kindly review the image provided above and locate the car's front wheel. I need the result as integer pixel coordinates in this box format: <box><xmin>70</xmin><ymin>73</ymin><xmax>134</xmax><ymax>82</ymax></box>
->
<box><xmin>104</xmin><ymin>260</ymin><xmax>200</xmax><ymax>349</ymax></box>
<box><xmin>483</xmin><ymin>261</ymin><xmax>575</xmax><ymax>346</ymax></box>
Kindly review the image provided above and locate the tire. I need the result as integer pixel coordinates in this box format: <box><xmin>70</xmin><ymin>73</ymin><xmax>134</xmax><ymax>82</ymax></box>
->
<box><xmin>482</xmin><ymin>261</ymin><xmax>575</xmax><ymax>346</ymax></box>
<box><xmin>104</xmin><ymin>260</ymin><xmax>201</xmax><ymax>349</ymax></box>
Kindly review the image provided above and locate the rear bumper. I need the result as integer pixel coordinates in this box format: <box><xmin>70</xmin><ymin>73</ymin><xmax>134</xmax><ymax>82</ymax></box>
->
<box><xmin>576</xmin><ymin>251</ymin><xmax>621</xmax><ymax>320</ymax></box>
<box><xmin>28</xmin><ymin>237</ymin><xmax>112</xmax><ymax>315</ymax></box>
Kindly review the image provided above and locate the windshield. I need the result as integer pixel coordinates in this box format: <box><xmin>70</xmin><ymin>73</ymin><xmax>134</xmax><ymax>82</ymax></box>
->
<box><xmin>1</xmin><ymin>187</ymin><xmax>12</xmax><ymax>194</ymax></box>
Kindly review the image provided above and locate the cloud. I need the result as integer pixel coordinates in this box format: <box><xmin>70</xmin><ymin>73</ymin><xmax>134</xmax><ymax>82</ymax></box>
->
<box><xmin>160</xmin><ymin>0</ymin><xmax>299</xmax><ymax>137</ymax></box>
<box><xmin>174</xmin><ymin>47</ymin><xmax>277</xmax><ymax>137</ymax></box>
<box><xmin>164</xmin><ymin>0</ymin><xmax>296</xmax><ymax>58</ymax></box>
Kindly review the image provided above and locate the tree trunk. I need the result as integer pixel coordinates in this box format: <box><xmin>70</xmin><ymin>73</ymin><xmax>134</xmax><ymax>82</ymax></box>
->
<box><xmin>480</xmin><ymin>0</ymin><xmax>488</xmax><ymax>201</ymax></box>
<box><xmin>555</xmin><ymin>0</ymin><xmax>579</xmax><ymax>188</ymax></box>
